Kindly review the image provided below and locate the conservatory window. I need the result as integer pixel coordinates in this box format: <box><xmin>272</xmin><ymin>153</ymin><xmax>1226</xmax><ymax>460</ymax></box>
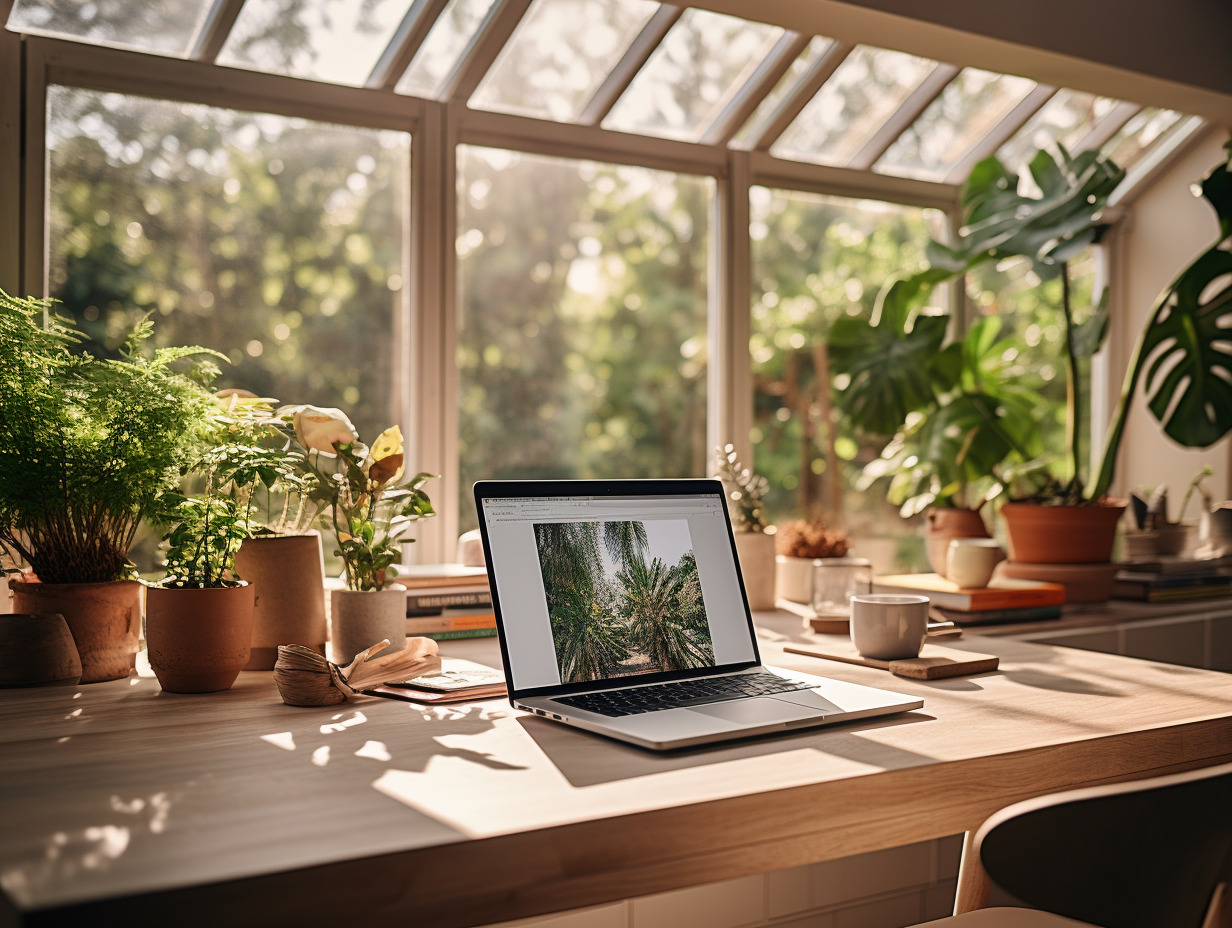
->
<box><xmin>395</xmin><ymin>0</ymin><xmax>498</xmax><ymax>99</ymax></box>
<box><xmin>7</xmin><ymin>0</ymin><xmax>213</xmax><ymax>56</ymax></box>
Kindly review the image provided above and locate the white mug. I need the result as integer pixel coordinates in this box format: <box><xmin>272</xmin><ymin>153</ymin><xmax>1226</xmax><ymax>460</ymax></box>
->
<box><xmin>946</xmin><ymin>537</ymin><xmax>1005</xmax><ymax>589</ymax></box>
<box><xmin>849</xmin><ymin>593</ymin><xmax>929</xmax><ymax>661</ymax></box>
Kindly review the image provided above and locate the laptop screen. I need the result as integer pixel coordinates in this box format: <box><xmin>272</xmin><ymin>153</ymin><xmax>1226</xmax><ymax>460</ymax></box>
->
<box><xmin>476</xmin><ymin>482</ymin><xmax>760</xmax><ymax>695</ymax></box>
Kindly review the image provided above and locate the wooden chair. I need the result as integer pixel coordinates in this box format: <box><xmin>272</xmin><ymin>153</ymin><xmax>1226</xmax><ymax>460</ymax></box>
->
<box><xmin>919</xmin><ymin>762</ymin><xmax>1232</xmax><ymax>928</ymax></box>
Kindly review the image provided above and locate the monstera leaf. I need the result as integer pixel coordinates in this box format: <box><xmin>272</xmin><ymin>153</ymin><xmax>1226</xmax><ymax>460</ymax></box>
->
<box><xmin>1091</xmin><ymin>153</ymin><xmax>1232</xmax><ymax>499</ymax></box>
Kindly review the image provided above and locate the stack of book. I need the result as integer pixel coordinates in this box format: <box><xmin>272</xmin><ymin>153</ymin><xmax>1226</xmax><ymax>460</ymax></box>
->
<box><xmin>1112</xmin><ymin>555</ymin><xmax>1232</xmax><ymax>603</ymax></box>
<box><xmin>401</xmin><ymin>564</ymin><xmax>496</xmax><ymax>641</ymax></box>
<box><xmin>872</xmin><ymin>573</ymin><xmax>1066</xmax><ymax>626</ymax></box>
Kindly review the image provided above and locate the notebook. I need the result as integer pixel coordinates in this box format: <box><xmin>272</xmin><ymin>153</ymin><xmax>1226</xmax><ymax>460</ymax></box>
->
<box><xmin>473</xmin><ymin>478</ymin><xmax>922</xmax><ymax>750</ymax></box>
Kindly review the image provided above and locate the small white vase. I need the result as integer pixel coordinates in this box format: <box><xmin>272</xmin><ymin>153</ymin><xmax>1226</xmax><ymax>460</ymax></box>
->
<box><xmin>775</xmin><ymin>555</ymin><xmax>818</xmax><ymax>604</ymax></box>
<box><xmin>734</xmin><ymin>531</ymin><xmax>777</xmax><ymax>611</ymax></box>
<box><xmin>329</xmin><ymin>588</ymin><xmax>406</xmax><ymax>665</ymax></box>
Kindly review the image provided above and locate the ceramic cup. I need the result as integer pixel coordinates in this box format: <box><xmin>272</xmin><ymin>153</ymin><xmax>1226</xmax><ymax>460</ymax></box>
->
<box><xmin>849</xmin><ymin>594</ymin><xmax>929</xmax><ymax>661</ymax></box>
<box><xmin>946</xmin><ymin>537</ymin><xmax>1005</xmax><ymax>589</ymax></box>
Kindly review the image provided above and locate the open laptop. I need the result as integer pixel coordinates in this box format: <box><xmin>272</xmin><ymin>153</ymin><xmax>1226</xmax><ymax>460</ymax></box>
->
<box><xmin>473</xmin><ymin>478</ymin><xmax>922</xmax><ymax>750</ymax></box>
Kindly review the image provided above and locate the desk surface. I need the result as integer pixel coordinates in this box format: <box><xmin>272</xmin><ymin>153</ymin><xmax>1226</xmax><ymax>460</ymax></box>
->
<box><xmin>2</xmin><ymin>613</ymin><xmax>1231</xmax><ymax>928</ymax></box>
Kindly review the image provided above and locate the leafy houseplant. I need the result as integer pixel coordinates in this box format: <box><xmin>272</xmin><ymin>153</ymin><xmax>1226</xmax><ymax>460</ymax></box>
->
<box><xmin>713</xmin><ymin>443</ymin><xmax>776</xmax><ymax>610</ymax></box>
<box><xmin>0</xmin><ymin>291</ymin><xmax>216</xmax><ymax>682</ymax></box>
<box><xmin>297</xmin><ymin>410</ymin><xmax>436</xmax><ymax>663</ymax></box>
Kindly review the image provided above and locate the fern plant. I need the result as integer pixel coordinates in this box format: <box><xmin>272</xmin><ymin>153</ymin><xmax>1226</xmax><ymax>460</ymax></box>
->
<box><xmin>0</xmin><ymin>291</ymin><xmax>218</xmax><ymax>584</ymax></box>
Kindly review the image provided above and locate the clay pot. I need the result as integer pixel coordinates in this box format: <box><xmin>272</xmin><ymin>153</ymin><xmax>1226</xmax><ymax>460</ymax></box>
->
<box><xmin>925</xmin><ymin>508</ymin><xmax>991</xmax><ymax>578</ymax></box>
<box><xmin>9</xmin><ymin>579</ymin><xmax>142</xmax><ymax>683</ymax></box>
<box><xmin>330</xmin><ymin>588</ymin><xmax>407</xmax><ymax>665</ymax></box>
<box><xmin>0</xmin><ymin>614</ymin><xmax>82</xmax><ymax>687</ymax></box>
<box><xmin>234</xmin><ymin>532</ymin><xmax>328</xmax><ymax>670</ymax></box>
<box><xmin>734</xmin><ymin>531</ymin><xmax>777</xmax><ymax>611</ymax></box>
<box><xmin>1001</xmin><ymin>501</ymin><xmax>1127</xmax><ymax>564</ymax></box>
<box><xmin>145</xmin><ymin>583</ymin><xmax>255</xmax><ymax>693</ymax></box>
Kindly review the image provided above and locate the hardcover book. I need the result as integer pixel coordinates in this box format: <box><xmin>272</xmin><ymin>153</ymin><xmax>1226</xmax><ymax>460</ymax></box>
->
<box><xmin>872</xmin><ymin>573</ymin><xmax>1066</xmax><ymax>611</ymax></box>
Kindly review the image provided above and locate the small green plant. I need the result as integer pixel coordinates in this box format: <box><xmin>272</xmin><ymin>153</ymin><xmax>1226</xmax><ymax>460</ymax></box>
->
<box><xmin>713</xmin><ymin>444</ymin><xmax>768</xmax><ymax>532</ymax></box>
<box><xmin>295</xmin><ymin>410</ymin><xmax>436</xmax><ymax>591</ymax></box>
<box><xmin>0</xmin><ymin>291</ymin><xmax>217</xmax><ymax>583</ymax></box>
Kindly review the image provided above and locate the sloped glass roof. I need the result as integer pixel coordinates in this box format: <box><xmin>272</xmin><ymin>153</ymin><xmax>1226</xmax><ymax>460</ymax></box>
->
<box><xmin>6</xmin><ymin>0</ymin><xmax>1206</xmax><ymax>191</ymax></box>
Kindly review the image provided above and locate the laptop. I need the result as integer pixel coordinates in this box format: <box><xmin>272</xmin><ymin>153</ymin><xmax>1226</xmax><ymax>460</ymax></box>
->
<box><xmin>473</xmin><ymin>478</ymin><xmax>922</xmax><ymax>750</ymax></box>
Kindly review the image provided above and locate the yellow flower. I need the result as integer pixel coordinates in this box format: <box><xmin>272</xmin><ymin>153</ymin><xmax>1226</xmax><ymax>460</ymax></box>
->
<box><xmin>367</xmin><ymin>425</ymin><xmax>405</xmax><ymax>487</ymax></box>
<box><xmin>282</xmin><ymin>405</ymin><xmax>358</xmax><ymax>454</ymax></box>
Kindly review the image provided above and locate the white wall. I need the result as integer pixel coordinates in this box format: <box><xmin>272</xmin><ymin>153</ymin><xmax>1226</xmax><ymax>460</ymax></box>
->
<box><xmin>1105</xmin><ymin>130</ymin><xmax>1232</xmax><ymax>513</ymax></box>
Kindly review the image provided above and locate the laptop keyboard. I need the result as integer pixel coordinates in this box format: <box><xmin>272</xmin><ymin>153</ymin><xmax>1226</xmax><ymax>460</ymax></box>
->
<box><xmin>554</xmin><ymin>671</ymin><xmax>815</xmax><ymax>717</ymax></box>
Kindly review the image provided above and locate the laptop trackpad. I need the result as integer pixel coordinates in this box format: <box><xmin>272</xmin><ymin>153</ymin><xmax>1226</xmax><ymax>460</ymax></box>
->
<box><xmin>690</xmin><ymin>696</ymin><xmax>822</xmax><ymax>726</ymax></box>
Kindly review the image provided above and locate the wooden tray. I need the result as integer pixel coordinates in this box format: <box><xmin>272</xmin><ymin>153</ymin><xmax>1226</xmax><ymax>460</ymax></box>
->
<box><xmin>785</xmin><ymin>637</ymin><xmax>999</xmax><ymax>679</ymax></box>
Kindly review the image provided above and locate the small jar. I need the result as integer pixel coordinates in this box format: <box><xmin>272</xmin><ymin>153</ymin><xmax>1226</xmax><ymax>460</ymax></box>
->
<box><xmin>811</xmin><ymin>557</ymin><xmax>873</xmax><ymax>618</ymax></box>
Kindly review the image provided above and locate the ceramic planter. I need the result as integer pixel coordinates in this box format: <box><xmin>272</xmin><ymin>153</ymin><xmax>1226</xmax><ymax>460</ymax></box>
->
<box><xmin>145</xmin><ymin>583</ymin><xmax>255</xmax><ymax>693</ymax></box>
<box><xmin>733</xmin><ymin>531</ymin><xmax>777</xmax><ymax>611</ymax></box>
<box><xmin>924</xmin><ymin>508</ymin><xmax>990</xmax><ymax>578</ymax></box>
<box><xmin>234</xmin><ymin>532</ymin><xmax>328</xmax><ymax>670</ymax></box>
<box><xmin>330</xmin><ymin>588</ymin><xmax>407</xmax><ymax>665</ymax></box>
<box><xmin>1001</xmin><ymin>501</ymin><xmax>1127</xmax><ymax>564</ymax></box>
<box><xmin>0</xmin><ymin>613</ymin><xmax>82</xmax><ymax>687</ymax></box>
<box><xmin>9</xmin><ymin>579</ymin><xmax>142</xmax><ymax>683</ymax></box>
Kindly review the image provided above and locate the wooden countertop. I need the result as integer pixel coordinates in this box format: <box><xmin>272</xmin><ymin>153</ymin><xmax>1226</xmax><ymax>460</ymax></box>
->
<box><xmin>2</xmin><ymin>616</ymin><xmax>1230</xmax><ymax>928</ymax></box>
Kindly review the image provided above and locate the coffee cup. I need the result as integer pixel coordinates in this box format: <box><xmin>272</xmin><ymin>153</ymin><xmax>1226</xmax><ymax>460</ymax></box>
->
<box><xmin>849</xmin><ymin>593</ymin><xmax>929</xmax><ymax>661</ymax></box>
<box><xmin>946</xmin><ymin>537</ymin><xmax>1005</xmax><ymax>589</ymax></box>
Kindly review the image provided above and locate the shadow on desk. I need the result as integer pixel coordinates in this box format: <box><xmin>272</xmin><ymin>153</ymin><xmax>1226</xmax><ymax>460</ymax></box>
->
<box><xmin>517</xmin><ymin>710</ymin><xmax>937</xmax><ymax>788</ymax></box>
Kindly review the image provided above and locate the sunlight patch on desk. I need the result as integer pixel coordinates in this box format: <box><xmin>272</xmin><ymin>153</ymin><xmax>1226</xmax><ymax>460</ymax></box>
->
<box><xmin>311</xmin><ymin>746</ymin><xmax>330</xmax><ymax>767</ymax></box>
<box><xmin>321</xmin><ymin>710</ymin><xmax>367</xmax><ymax>734</ymax></box>
<box><xmin>66</xmin><ymin>708</ymin><xmax>82</xmax><ymax>719</ymax></box>
<box><xmin>355</xmin><ymin>740</ymin><xmax>392</xmax><ymax>762</ymax></box>
<box><xmin>261</xmin><ymin>731</ymin><xmax>297</xmax><ymax>751</ymax></box>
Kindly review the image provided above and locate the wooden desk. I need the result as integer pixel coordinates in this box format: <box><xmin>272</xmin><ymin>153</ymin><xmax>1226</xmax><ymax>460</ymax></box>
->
<box><xmin>2</xmin><ymin>614</ymin><xmax>1231</xmax><ymax>928</ymax></box>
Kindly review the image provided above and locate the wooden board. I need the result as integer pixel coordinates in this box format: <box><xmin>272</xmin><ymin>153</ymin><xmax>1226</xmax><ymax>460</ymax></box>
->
<box><xmin>785</xmin><ymin>637</ymin><xmax>999</xmax><ymax>679</ymax></box>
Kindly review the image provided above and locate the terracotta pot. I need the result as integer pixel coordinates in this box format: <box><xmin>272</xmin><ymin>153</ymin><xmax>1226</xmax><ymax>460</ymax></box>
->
<box><xmin>734</xmin><ymin>531</ymin><xmax>777</xmax><ymax>611</ymax></box>
<box><xmin>146</xmin><ymin>583</ymin><xmax>255</xmax><ymax>693</ymax></box>
<box><xmin>234</xmin><ymin>532</ymin><xmax>328</xmax><ymax>670</ymax></box>
<box><xmin>0</xmin><ymin>614</ymin><xmax>82</xmax><ymax>687</ymax></box>
<box><xmin>925</xmin><ymin>508</ymin><xmax>991</xmax><ymax>578</ymax></box>
<box><xmin>1001</xmin><ymin>501</ymin><xmax>1127</xmax><ymax>564</ymax></box>
<box><xmin>10</xmin><ymin>579</ymin><xmax>142</xmax><ymax>683</ymax></box>
<box><xmin>330</xmin><ymin>588</ymin><xmax>407</xmax><ymax>665</ymax></box>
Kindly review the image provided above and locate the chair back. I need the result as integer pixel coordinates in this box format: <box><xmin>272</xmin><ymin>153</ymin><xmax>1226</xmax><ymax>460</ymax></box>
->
<box><xmin>975</xmin><ymin>762</ymin><xmax>1232</xmax><ymax>928</ymax></box>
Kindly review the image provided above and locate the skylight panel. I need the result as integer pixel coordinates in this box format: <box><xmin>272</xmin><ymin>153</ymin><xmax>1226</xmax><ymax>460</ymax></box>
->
<box><xmin>7</xmin><ymin>0</ymin><xmax>213</xmax><ymax>56</ymax></box>
<box><xmin>996</xmin><ymin>88</ymin><xmax>1119</xmax><ymax>175</ymax></box>
<box><xmin>601</xmin><ymin>8</ymin><xmax>784</xmax><ymax>143</ymax></box>
<box><xmin>1101</xmin><ymin>108</ymin><xmax>1190</xmax><ymax>170</ymax></box>
<box><xmin>217</xmin><ymin>0</ymin><xmax>418</xmax><ymax>86</ymax></box>
<box><xmin>730</xmin><ymin>35</ymin><xmax>837</xmax><ymax>150</ymax></box>
<box><xmin>874</xmin><ymin>68</ymin><xmax>1036</xmax><ymax>182</ymax></box>
<box><xmin>770</xmin><ymin>45</ymin><xmax>937</xmax><ymax>168</ymax></box>
<box><xmin>396</xmin><ymin>0</ymin><xmax>498</xmax><ymax>99</ymax></box>
<box><xmin>470</xmin><ymin>0</ymin><xmax>658</xmax><ymax>122</ymax></box>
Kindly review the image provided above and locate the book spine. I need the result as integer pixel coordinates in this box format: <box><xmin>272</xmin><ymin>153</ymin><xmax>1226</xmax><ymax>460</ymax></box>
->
<box><xmin>406</xmin><ymin>591</ymin><xmax>492</xmax><ymax>613</ymax></box>
<box><xmin>874</xmin><ymin>584</ymin><xmax>1064</xmax><ymax>611</ymax></box>
<box><xmin>933</xmin><ymin>604</ymin><xmax>1062</xmax><ymax>624</ymax></box>
<box><xmin>405</xmin><ymin>613</ymin><xmax>496</xmax><ymax>633</ymax></box>
<box><xmin>419</xmin><ymin>627</ymin><xmax>499</xmax><ymax>640</ymax></box>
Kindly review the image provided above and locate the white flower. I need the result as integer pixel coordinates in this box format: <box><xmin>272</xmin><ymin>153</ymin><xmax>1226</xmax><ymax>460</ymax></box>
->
<box><xmin>280</xmin><ymin>405</ymin><xmax>359</xmax><ymax>454</ymax></box>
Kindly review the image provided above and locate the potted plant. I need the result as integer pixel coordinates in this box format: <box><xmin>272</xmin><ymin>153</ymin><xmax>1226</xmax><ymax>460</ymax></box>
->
<box><xmin>0</xmin><ymin>292</ymin><xmax>216</xmax><ymax>682</ymax></box>
<box><xmin>774</xmin><ymin>516</ymin><xmax>851</xmax><ymax>603</ymax></box>
<box><xmin>145</xmin><ymin>391</ymin><xmax>298</xmax><ymax>692</ymax></box>
<box><xmin>713</xmin><ymin>443</ymin><xmax>776</xmax><ymax>610</ymax></box>
<box><xmin>299</xmin><ymin>413</ymin><xmax>436</xmax><ymax>664</ymax></box>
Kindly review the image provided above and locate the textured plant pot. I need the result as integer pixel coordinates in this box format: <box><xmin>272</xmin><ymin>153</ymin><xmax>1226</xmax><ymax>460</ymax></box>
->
<box><xmin>924</xmin><ymin>507</ymin><xmax>991</xmax><ymax>578</ymax></box>
<box><xmin>1001</xmin><ymin>501</ymin><xmax>1127</xmax><ymax>564</ymax></box>
<box><xmin>0</xmin><ymin>614</ymin><xmax>82</xmax><ymax>687</ymax></box>
<box><xmin>330</xmin><ymin>588</ymin><xmax>407</xmax><ymax>665</ymax></box>
<box><xmin>234</xmin><ymin>532</ymin><xmax>328</xmax><ymax>670</ymax></box>
<box><xmin>146</xmin><ymin>583</ymin><xmax>255</xmax><ymax>693</ymax></box>
<box><xmin>10</xmin><ymin>579</ymin><xmax>142</xmax><ymax>683</ymax></box>
<box><xmin>734</xmin><ymin>531</ymin><xmax>777</xmax><ymax>611</ymax></box>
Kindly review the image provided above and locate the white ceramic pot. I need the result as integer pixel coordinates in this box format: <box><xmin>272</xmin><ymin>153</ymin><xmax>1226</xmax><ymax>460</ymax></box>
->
<box><xmin>329</xmin><ymin>588</ymin><xmax>406</xmax><ymax>665</ymax></box>
<box><xmin>734</xmin><ymin>531</ymin><xmax>777</xmax><ymax>611</ymax></box>
<box><xmin>775</xmin><ymin>555</ymin><xmax>818</xmax><ymax>604</ymax></box>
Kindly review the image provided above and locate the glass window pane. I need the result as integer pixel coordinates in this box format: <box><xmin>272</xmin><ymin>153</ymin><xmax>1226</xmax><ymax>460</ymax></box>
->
<box><xmin>1101</xmin><ymin>108</ymin><xmax>1192</xmax><ymax>171</ymax></box>
<box><xmin>731</xmin><ymin>35</ymin><xmax>836</xmax><ymax>149</ymax></box>
<box><xmin>8</xmin><ymin>0</ymin><xmax>211</xmax><ymax>56</ymax></box>
<box><xmin>749</xmin><ymin>188</ymin><xmax>944</xmax><ymax>567</ymax></box>
<box><xmin>457</xmin><ymin>146</ymin><xmax>712</xmax><ymax>530</ymax></box>
<box><xmin>395</xmin><ymin>0</ymin><xmax>497</xmax><ymax>99</ymax></box>
<box><xmin>45</xmin><ymin>87</ymin><xmax>408</xmax><ymax>450</ymax></box>
<box><xmin>602</xmin><ymin>8</ymin><xmax>784</xmax><ymax>143</ymax></box>
<box><xmin>771</xmin><ymin>46</ymin><xmax>938</xmax><ymax>168</ymax></box>
<box><xmin>997</xmin><ymin>88</ymin><xmax>1119</xmax><ymax>176</ymax></box>
<box><xmin>218</xmin><ymin>0</ymin><xmax>417</xmax><ymax>87</ymax></box>
<box><xmin>874</xmin><ymin>68</ymin><xmax>1036</xmax><ymax>181</ymax></box>
<box><xmin>471</xmin><ymin>0</ymin><xmax>658</xmax><ymax>122</ymax></box>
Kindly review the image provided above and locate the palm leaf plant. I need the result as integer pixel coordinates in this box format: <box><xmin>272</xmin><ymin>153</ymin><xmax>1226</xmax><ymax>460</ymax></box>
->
<box><xmin>619</xmin><ymin>555</ymin><xmax>713</xmax><ymax>672</ymax></box>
